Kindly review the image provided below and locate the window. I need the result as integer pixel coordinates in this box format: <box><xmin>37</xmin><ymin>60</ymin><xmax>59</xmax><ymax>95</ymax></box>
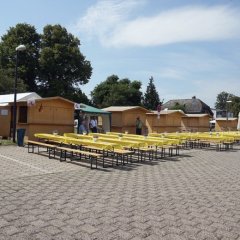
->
<box><xmin>18</xmin><ymin>106</ymin><xmax>28</xmax><ymax>123</ymax></box>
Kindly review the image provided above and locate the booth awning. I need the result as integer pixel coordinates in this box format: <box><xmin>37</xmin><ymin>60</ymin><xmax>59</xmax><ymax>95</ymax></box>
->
<box><xmin>75</xmin><ymin>103</ymin><xmax>111</xmax><ymax>133</ymax></box>
<box><xmin>75</xmin><ymin>103</ymin><xmax>111</xmax><ymax>115</ymax></box>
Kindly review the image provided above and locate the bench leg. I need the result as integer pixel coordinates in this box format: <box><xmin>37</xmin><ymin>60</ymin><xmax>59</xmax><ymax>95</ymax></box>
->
<box><xmin>60</xmin><ymin>149</ymin><xmax>67</xmax><ymax>162</ymax></box>
<box><xmin>28</xmin><ymin>144</ymin><xmax>34</xmax><ymax>153</ymax></box>
<box><xmin>90</xmin><ymin>156</ymin><xmax>98</xmax><ymax>169</ymax></box>
<box><xmin>102</xmin><ymin>150</ymin><xmax>106</xmax><ymax>168</ymax></box>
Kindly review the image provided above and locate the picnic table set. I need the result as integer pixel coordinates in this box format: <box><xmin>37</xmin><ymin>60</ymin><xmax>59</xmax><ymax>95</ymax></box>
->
<box><xmin>28</xmin><ymin>131</ymin><xmax>239</xmax><ymax>169</ymax></box>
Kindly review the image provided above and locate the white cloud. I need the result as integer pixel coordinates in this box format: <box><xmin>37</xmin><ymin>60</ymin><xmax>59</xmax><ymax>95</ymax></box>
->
<box><xmin>71</xmin><ymin>0</ymin><xmax>144</xmax><ymax>42</ymax></box>
<box><xmin>73</xmin><ymin>2</ymin><xmax>240</xmax><ymax>47</ymax></box>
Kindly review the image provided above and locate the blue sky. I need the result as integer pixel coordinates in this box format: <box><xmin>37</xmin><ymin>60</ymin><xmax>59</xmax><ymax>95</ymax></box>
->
<box><xmin>1</xmin><ymin>0</ymin><xmax>240</xmax><ymax>108</ymax></box>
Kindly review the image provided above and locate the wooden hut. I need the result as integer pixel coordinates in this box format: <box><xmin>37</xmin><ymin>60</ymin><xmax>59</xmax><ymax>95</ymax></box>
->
<box><xmin>102</xmin><ymin>106</ymin><xmax>151</xmax><ymax>134</ymax></box>
<box><xmin>146</xmin><ymin>110</ymin><xmax>186</xmax><ymax>133</ymax></box>
<box><xmin>0</xmin><ymin>104</ymin><xmax>12</xmax><ymax>138</ymax></box>
<box><xmin>0</xmin><ymin>92</ymin><xmax>41</xmax><ymax>139</ymax></box>
<box><xmin>181</xmin><ymin>114</ymin><xmax>210</xmax><ymax>132</ymax></box>
<box><xmin>0</xmin><ymin>93</ymin><xmax>74</xmax><ymax>140</ymax></box>
<box><xmin>215</xmin><ymin>118</ymin><xmax>238</xmax><ymax>131</ymax></box>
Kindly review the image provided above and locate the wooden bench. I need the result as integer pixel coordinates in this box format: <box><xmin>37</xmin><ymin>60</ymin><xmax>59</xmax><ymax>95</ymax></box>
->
<box><xmin>27</xmin><ymin>140</ymin><xmax>56</xmax><ymax>158</ymax></box>
<box><xmin>222</xmin><ymin>141</ymin><xmax>233</xmax><ymax>150</ymax></box>
<box><xmin>78</xmin><ymin>145</ymin><xmax>109</xmax><ymax>167</ymax></box>
<box><xmin>81</xmin><ymin>145</ymin><xmax>135</xmax><ymax>167</ymax></box>
<box><xmin>198</xmin><ymin>140</ymin><xmax>231</xmax><ymax>151</ymax></box>
<box><xmin>161</xmin><ymin>145</ymin><xmax>180</xmax><ymax>157</ymax></box>
<box><xmin>111</xmin><ymin>149</ymin><xmax>134</xmax><ymax>166</ymax></box>
<box><xmin>55</xmin><ymin>146</ymin><xmax>102</xmax><ymax>168</ymax></box>
<box><xmin>27</xmin><ymin>141</ymin><xmax>102</xmax><ymax>169</ymax></box>
<box><xmin>127</xmin><ymin>147</ymin><xmax>154</xmax><ymax>162</ymax></box>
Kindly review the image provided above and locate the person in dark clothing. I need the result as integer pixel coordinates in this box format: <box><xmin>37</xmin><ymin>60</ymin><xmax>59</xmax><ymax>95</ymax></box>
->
<box><xmin>136</xmin><ymin>117</ymin><xmax>143</xmax><ymax>135</ymax></box>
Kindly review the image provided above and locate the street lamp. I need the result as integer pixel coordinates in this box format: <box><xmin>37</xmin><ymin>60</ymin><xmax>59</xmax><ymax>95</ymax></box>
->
<box><xmin>12</xmin><ymin>44</ymin><xmax>26</xmax><ymax>143</ymax></box>
<box><xmin>226</xmin><ymin>100</ymin><xmax>232</xmax><ymax>131</ymax></box>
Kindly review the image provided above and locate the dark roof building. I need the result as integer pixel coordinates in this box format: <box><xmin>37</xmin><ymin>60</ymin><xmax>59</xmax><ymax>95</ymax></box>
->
<box><xmin>163</xmin><ymin>96</ymin><xmax>213</xmax><ymax>117</ymax></box>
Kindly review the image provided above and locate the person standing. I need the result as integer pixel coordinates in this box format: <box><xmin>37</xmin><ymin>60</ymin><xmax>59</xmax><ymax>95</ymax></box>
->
<box><xmin>90</xmin><ymin>116</ymin><xmax>98</xmax><ymax>133</ymax></box>
<box><xmin>77</xmin><ymin>111</ymin><xmax>84</xmax><ymax>134</ymax></box>
<box><xmin>136</xmin><ymin>117</ymin><xmax>143</xmax><ymax>135</ymax></box>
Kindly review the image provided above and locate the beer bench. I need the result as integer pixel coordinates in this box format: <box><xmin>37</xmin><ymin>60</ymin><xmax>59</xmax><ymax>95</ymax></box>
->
<box><xmin>26</xmin><ymin>140</ymin><xmax>102</xmax><ymax>169</ymax></box>
<box><xmin>27</xmin><ymin>140</ymin><xmax>56</xmax><ymax>158</ymax></box>
<box><xmin>55</xmin><ymin>146</ymin><xmax>102</xmax><ymax>169</ymax></box>
<box><xmin>112</xmin><ymin>149</ymin><xmax>134</xmax><ymax>166</ymax></box>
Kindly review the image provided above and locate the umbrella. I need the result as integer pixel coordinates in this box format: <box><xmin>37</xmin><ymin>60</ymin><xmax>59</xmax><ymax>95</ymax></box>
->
<box><xmin>237</xmin><ymin>112</ymin><xmax>240</xmax><ymax>131</ymax></box>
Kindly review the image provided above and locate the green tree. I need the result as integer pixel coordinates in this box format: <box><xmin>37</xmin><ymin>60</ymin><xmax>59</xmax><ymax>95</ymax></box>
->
<box><xmin>169</xmin><ymin>102</ymin><xmax>186</xmax><ymax>112</ymax></box>
<box><xmin>0</xmin><ymin>23</ymin><xmax>91</xmax><ymax>103</ymax></box>
<box><xmin>215</xmin><ymin>91</ymin><xmax>234</xmax><ymax>110</ymax></box>
<box><xmin>38</xmin><ymin>24</ymin><xmax>92</xmax><ymax>101</ymax></box>
<box><xmin>0</xmin><ymin>68</ymin><xmax>27</xmax><ymax>94</ymax></box>
<box><xmin>91</xmin><ymin>75</ymin><xmax>142</xmax><ymax>108</ymax></box>
<box><xmin>215</xmin><ymin>91</ymin><xmax>240</xmax><ymax>117</ymax></box>
<box><xmin>143</xmin><ymin>76</ymin><xmax>161</xmax><ymax>110</ymax></box>
<box><xmin>0</xmin><ymin>23</ymin><xmax>40</xmax><ymax>91</ymax></box>
<box><xmin>229</xmin><ymin>96</ymin><xmax>240</xmax><ymax>117</ymax></box>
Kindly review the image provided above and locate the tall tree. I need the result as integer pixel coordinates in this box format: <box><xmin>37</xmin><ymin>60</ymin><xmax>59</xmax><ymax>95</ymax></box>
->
<box><xmin>229</xmin><ymin>95</ymin><xmax>240</xmax><ymax>117</ymax></box>
<box><xmin>215</xmin><ymin>91</ymin><xmax>234</xmax><ymax>110</ymax></box>
<box><xmin>0</xmin><ymin>69</ymin><xmax>27</xmax><ymax>94</ymax></box>
<box><xmin>143</xmin><ymin>76</ymin><xmax>161</xmax><ymax>110</ymax></box>
<box><xmin>91</xmin><ymin>75</ymin><xmax>142</xmax><ymax>108</ymax></box>
<box><xmin>215</xmin><ymin>91</ymin><xmax>240</xmax><ymax>117</ymax></box>
<box><xmin>38</xmin><ymin>24</ymin><xmax>92</xmax><ymax>100</ymax></box>
<box><xmin>0</xmin><ymin>23</ymin><xmax>91</xmax><ymax>103</ymax></box>
<box><xmin>0</xmin><ymin>23</ymin><xmax>40</xmax><ymax>91</ymax></box>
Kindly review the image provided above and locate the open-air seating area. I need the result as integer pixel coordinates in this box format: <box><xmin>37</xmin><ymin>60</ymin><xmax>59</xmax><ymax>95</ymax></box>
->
<box><xmin>26</xmin><ymin>131</ymin><xmax>240</xmax><ymax>170</ymax></box>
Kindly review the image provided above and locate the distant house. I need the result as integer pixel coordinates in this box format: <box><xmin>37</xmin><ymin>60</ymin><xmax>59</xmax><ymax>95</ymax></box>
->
<box><xmin>163</xmin><ymin>96</ymin><xmax>213</xmax><ymax>117</ymax></box>
<box><xmin>216</xmin><ymin>110</ymin><xmax>233</xmax><ymax>119</ymax></box>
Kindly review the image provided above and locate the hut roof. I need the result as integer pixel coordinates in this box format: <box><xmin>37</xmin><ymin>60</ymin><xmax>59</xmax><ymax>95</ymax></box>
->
<box><xmin>0</xmin><ymin>92</ymin><xmax>41</xmax><ymax>104</ymax></box>
<box><xmin>37</xmin><ymin>96</ymin><xmax>74</xmax><ymax>105</ymax></box>
<box><xmin>103</xmin><ymin>106</ymin><xmax>151</xmax><ymax>113</ymax></box>
<box><xmin>163</xmin><ymin>97</ymin><xmax>213</xmax><ymax>116</ymax></box>
<box><xmin>147</xmin><ymin>110</ymin><xmax>186</xmax><ymax>116</ymax></box>
<box><xmin>216</xmin><ymin>118</ymin><xmax>238</xmax><ymax>121</ymax></box>
<box><xmin>183</xmin><ymin>114</ymin><xmax>210</xmax><ymax>118</ymax></box>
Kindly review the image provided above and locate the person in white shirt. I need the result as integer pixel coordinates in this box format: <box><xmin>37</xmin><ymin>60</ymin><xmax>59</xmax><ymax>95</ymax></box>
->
<box><xmin>89</xmin><ymin>116</ymin><xmax>98</xmax><ymax>133</ymax></box>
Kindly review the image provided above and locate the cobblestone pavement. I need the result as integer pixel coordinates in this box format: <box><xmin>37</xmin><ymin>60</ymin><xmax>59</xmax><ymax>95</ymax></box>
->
<box><xmin>0</xmin><ymin>145</ymin><xmax>240</xmax><ymax>240</ymax></box>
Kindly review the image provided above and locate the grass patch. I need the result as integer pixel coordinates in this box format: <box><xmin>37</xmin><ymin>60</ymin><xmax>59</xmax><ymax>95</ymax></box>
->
<box><xmin>0</xmin><ymin>139</ymin><xmax>16</xmax><ymax>146</ymax></box>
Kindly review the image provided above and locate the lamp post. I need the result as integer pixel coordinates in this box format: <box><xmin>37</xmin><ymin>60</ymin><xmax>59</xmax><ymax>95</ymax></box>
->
<box><xmin>226</xmin><ymin>100</ymin><xmax>232</xmax><ymax>131</ymax></box>
<box><xmin>12</xmin><ymin>44</ymin><xmax>26</xmax><ymax>143</ymax></box>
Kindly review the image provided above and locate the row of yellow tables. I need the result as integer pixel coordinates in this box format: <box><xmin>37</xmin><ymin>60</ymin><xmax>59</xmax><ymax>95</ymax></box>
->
<box><xmin>34</xmin><ymin>133</ymin><xmax>120</xmax><ymax>151</ymax></box>
<box><xmin>34</xmin><ymin>132</ymin><xmax>183</xmax><ymax>158</ymax></box>
<box><xmin>149</xmin><ymin>132</ymin><xmax>236</xmax><ymax>143</ymax></box>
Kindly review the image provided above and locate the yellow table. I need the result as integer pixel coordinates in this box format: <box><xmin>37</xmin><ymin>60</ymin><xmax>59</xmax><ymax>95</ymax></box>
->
<box><xmin>64</xmin><ymin>137</ymin><xmax>120</xmax><ymax>151</ymax></box>
<box><xmin>34</xmin><ymin>133</ymin><xmax>66</xmax><ymax>142</ymax></box>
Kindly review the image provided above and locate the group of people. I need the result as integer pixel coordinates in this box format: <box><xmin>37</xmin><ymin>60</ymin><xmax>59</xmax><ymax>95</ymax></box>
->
<box><xmin>75</xmin><ymin>112</ymin><xmax>145</xmax><ymax>136</ymax></box>
<box><xmin>76</xmin><ymin>111</ymin><xmax>98</xmax><ymax>134</ymax></box>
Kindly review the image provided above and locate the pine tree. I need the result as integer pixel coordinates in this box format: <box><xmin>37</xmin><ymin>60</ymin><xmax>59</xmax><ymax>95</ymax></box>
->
<box><xmin>143</xmin><ymin>76</ymin><xmax>160</xmax><ymax>110</ymax></box>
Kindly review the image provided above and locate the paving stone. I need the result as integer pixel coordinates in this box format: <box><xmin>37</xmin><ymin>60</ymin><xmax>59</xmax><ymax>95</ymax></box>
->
<box><xmin>0</xmin><ymin>218</ymin><xmax>9</xmax><ymax>228</ymax></box>
<box><xmin>1</xmin><ymin>225</ymin><xmax>21</xmax><ymax>236</ymax></box>
<box><xmin>0</xmin><ymin>146</ymin><xmax>240</xmax><ymax>239</ymax></box>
